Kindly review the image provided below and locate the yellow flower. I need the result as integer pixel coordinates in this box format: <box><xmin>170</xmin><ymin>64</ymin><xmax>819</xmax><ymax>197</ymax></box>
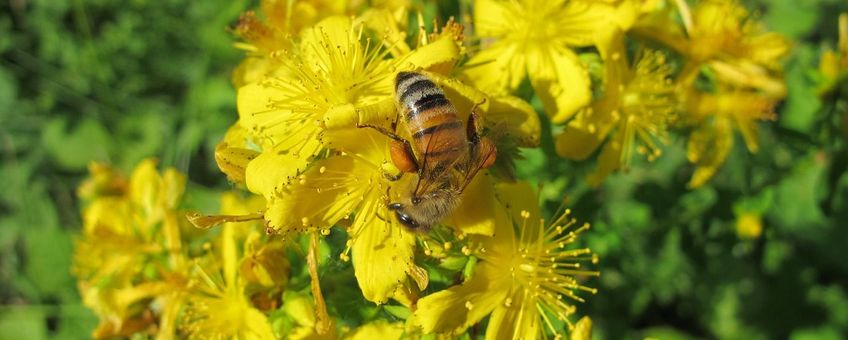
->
<box><xmin>463</xmin><ymin>0</ymin><xmax>614</xmax><ymax>123</ymax></box>
<box><xmin>231</xmin><ymin>0</ymin><xmax>355</xmax><ymax>86</ymax></box>
<box><xmin>72</xmin><ymin>159</ymin><xmax>189</xmax><ymax>339</ymax></box>
<box><xmin>684</xmin><ymin>85</ymin><xmax>776</xmax><ymax>188</ymax></box>
<box><xmin>413</xmin><ymin>181</ymin><xmax>599</xmax><ymax>338</ymax></box>
<box><xmin>636</xmin><ymin>0</ymin><xmax>789</xmax><ymax>97</ymax></box>
<box><xmin>556</xmin><ymin>29</ymin><xmax>676</xmax><ymax>186</ymax></box>
<box><xmin>182</xmin><ymin>193</ymin><xmax>276</xmax><ymax>339</ymax></box>
<box><xmin>631</xmin><ymin>0</ymin><xmax>787</xmax><ymax>187</ymax></box>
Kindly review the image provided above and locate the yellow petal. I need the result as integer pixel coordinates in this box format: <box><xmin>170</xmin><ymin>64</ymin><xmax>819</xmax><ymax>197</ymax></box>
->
<box><xmin>231</xmin><ymin>57</ymin><xmax>275</xmax><ymax>88</ymax></box>
<box><xmin>485</xmin><ymin>294</ymin><xmax>539</xmax><ymax>340</ymax></box>
<box><xmin>263</xmin><ymin>155</ymin><xmax>374</xmax><ymax>233</ymax></box>
<box><xmin>160</xmin><ymin>168</ymin><xmax>185</xmax><ymax>210</ymax></box>
<box><xmin>245</xmin><ymin>142</ymin><xmax>318</xmax><ymax>198</ymax></box>
<box><xmin>463</xmin><ymin>42</ymin><xmax>526</xmax><ymax>93</ymax></box>
<box><xmin>398</xmin><ymin>34</ymin><xmax>462</xmax><ymax>74</ymax></box>
<box><xmin>528</xmin><ymin>48</ymin><xmax>592</xmax><ymax>123</ymax></box>
<box><xmin>612</xmin><ymin>0</ymin><xmax>641</xmax><ymax>31</ymax></box>
<box><xmin>345</xmin><ymin>320</ymin><xmax>405</xmax><ymax>340</ymax></box>
<box><xmin>300</xmin><ymin>16</ymin><xmax>355</xmax><ymax>66</ymax></box>
<box><xmin>351</xmin><ymin>203</ymin><xmax>417</xmax><ymax>304</ymax></box>
<box><xmin>323</xmin><ymin>127</ymin><xmax>392</xmax><ymax>165</ymax></box>
<box><xmin>492</xmin><ymin>180</ymin><xmax>537</xmax><ymax>251</ymax></box>
<box><xmin>215</xmin><ymin>125</ymin><xmax>260</xmax><ymax>185</ymax></box>
<box><xmin>242</xmin><ymin>307</ymin><xmax>277</xmax><ymax>340</ymax></box>
<box><xmin>570</xmin><ymin>316</ymin><xmax>593</xmax><ymax>340</ymax></box>
<box><xmin>709</xmin><ymin>60</ymin><xmax>786</xmax><ymax>98</ymax></box>
<box><xmin>448</xmin><ymin>173</ymin><xmax>497</xmax><ymax>236</ymax></box>
<box><xmin>427</xmin><ymin>71</ymin><xmax>490</xmax><ymax>117</ymax></box>
<box><xmin>284</xmin><ymin>292</ymin><xmax>317</xmax><ymax>327</ymax></box>
<box><xmin>555</xmin><ymin>121</ymin><xmax>605</xmax><ymax>161</ymax></box>
<box><xmin>413</xmin><ymin>263</ymin><xmax>510</xmax><ymax>334</ymax></box>
<box><xmin>555</xmin><ymin>101</ymin><xmax>617</xmax><ymax>161</ymax></box>
<box><xmin>129</xmin><ymin>158</ymin><xmax>160</xmax><ymax>215</ymax></box>
<box><xmin>586</xmin><ymin>132</ymin><xmax>624</xmax><ymax>187</ymax></box>
<box><xmin>746</xmin><ymin>32</ymin><xmax>791</xmax><ymax>69</ymax></box>
<box><xmin>485</xmin><ymin>96</ymin><xmax>541</xmax><ymax>147</ymax></box>
<box><xmin>473</xmin><ymin>0</ymin><xmax>513</xmax><ymax>38</ymax></box>
<box><xmin>237</xmin><ymin>82</ymin><xmax>322</xmax><ymax>151</ymax></box>
<box><xmin>687</xmin><ymin>117</ymin><xmax>733</xmax><ymax>188</ymax></box>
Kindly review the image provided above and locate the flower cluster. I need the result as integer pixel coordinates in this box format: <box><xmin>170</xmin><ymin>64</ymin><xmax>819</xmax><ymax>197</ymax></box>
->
<box><xmin>72</xmin><ymin>0</ymin><xmax>792</xmax><ymax>338</ymax></box>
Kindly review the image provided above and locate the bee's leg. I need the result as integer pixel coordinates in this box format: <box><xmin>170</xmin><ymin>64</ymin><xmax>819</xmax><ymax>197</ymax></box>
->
<box><xmin>390</xmin><ymin>140</ymin><xmax>419</xmax><ymax>173</ymax></box>
<box><xmin>390</xmin><ymin>109</ymin><xmax>402</xmax><ymax>133</ymax></box>
<box><xmin>357</xmin><ymin>123</ymin><xmax>419</xmax><ymax>176</ymax></box>
<box><xmin>357</xmin><ymin>123</ymin><xmax>406</xmax><ymax>144</ymax></box>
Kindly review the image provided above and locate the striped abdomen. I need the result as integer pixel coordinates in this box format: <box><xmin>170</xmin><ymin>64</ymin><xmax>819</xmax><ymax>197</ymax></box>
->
<box><xmin>395</xmin><ymin>72</ymin><xmax>468</xmax><ymax>178</ymax></box>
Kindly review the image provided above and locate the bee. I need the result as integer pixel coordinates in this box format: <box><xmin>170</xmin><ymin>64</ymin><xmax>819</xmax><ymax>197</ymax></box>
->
<box><xmin>361</xmin><ymin>71</ymin><xmax>497</xmax><ymax>232</ymax></box>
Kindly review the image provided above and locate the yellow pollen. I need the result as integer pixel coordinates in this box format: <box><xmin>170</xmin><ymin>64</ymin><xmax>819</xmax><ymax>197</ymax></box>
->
<box><xmin>465</xmin><ymin>301</ymin><xmax>474</xmax><ymax>310</ymax></box>
<box><xmin>319</xmin><ymin>166</ymin><xmax>327</xmax><ymax>174</ymax></box>
<box><xmin>301</xmin><ymin>217</ymin><xmax>309</xmax><ymax>226</ymax></box>
<box><xmin>443</xmin><ymin>242</ymin><xmax>452</xmax><ymax>250</ymax></box>
<box><xmin>504</xmin><ymin>298</ymin><xmax>513</xmax><ymax>307</ymax></box>
<box><xmin>320</xmin><ymin>228</ymin><xmax>331</xmax><ymax>236</ymax></box>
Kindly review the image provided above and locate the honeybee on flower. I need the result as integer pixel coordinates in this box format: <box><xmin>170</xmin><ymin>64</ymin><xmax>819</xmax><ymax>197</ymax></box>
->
<box><xmin>215</xmin><ymin>9</ymin><xmax>542</xmax><ymax>306</ymax></box>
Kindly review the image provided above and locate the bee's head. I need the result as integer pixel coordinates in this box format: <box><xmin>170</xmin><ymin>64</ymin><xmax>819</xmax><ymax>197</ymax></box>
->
<box><xmin>387</xmin><ymin>200</ymin><xmax>429</xmax><ymax>232</ymax></box>
<box><xmin>388</xmin><ymin>190</ymin><xmax>459</xmax><ymax>233</ymax></box>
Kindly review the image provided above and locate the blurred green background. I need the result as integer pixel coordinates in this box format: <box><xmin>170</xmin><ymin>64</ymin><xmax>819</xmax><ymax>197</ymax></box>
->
<box><xmin>1</xmin><ymin>0</ymin><xmax>847</xmax><ymax>339</ymax></box>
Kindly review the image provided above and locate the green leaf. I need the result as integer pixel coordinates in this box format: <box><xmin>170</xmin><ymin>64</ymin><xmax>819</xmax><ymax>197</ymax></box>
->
<box><xmin>41</xmin><ymin>118</ymin><xmax>111</xmax><ymax>170</ymax></box>
<box><xmin>0</xmin><ymin>67</ymin><xmax>17</xmax><ymax>113</ymax></box>
<box><xmin>0</xmin><ymin>308</ymin><xmax>47</xmax><ymax>340</ymax></box>
<box><xmin>24</xmin><ymin>227</ymin><xmax>74</xmax><ymax>296</ymax></box>
<box><xmin>789</xmin><ymin>327</ymin><xmax>843</xmax><ymax>340</ymax></box>
<box><xmin>768</xmin><ymin>154</ymin><xmax>828</xmax><ymax>233</ymax></box>
<box><xmin>763</xmin><ymin>0</ymin><xmax>820</xmax><ymax>39</ymax></box>
<box><xmin>383</xmin><ymin>305</ymin><xmax>411</xmax><ymax>320</ymax></box>
<box><xmin>780</xmin><ymin>45</ymin><xmax>822</xmax><ymax>133</ymax></box>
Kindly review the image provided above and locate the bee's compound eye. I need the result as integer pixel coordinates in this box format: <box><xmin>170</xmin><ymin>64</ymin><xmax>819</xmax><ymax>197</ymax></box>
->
<box><xmin>394</xmin><ymin>210</ymin><xmax>419</xmax><ymax>229</ymax></box>
<box><xmin>388</xmin><ymin>203</ymin><xmax>403</xmax><ymax>210</ymax></box>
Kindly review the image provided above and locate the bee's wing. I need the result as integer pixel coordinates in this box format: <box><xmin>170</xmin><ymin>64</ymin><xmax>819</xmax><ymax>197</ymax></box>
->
<box><xmin>459</xmin><ymin>137</ymin><xmax>496</xmax><ymax>192</ymax></box>
<box><xmin>413</xmin><ymin>127</ymin><xmax>469</xmax><ymax>196</ymax></box>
